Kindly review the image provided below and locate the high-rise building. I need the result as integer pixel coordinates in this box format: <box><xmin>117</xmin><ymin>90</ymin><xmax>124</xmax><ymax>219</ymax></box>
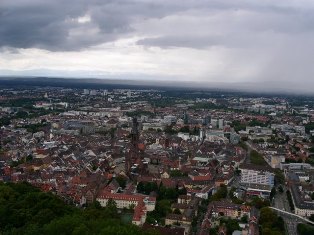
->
<box><xmin>211</xmin><ymin>118</ymin><xmax>218</xmax><ymax>128</ymax></box>
<box><xmin>199</xmin><ymin>128</ymin><xmax>206</xmax><ymax>140</ymax></box>
<box><xmin>202</xmin><ymin>116</ymin><xmax>210</xmax><ymax>126</ymax></box>
<box><xmin>183</xmin><ymin>112</ymin><xmax>189</xmax><ymax>124</ymax></box>
<box><xmin>218</xmin><ymin>119</ymin><xmax>224</xmax><ymax>129</ymax></box>
<box><xmin>90</xmin><ymin>90</ymin><xmax>97</xmax><ymax>96</ymax></box>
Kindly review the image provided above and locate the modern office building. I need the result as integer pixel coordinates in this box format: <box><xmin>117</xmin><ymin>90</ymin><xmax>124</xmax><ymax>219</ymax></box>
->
<box><xmin>239</xmin><ymin>164</ymin><xmax>274</xmax><ymax>198</ymax></box>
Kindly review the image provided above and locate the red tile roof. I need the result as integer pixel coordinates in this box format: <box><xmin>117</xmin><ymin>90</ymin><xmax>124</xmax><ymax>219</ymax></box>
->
<box><xmin>97</xmin><ymin>192</ymin><xmax>156</xmax><ymax>202</ymax></box>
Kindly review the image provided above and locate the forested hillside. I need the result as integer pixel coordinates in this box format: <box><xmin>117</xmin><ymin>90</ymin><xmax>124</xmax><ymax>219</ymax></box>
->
<box><xmin>0</xmin><ymin>182</ymin><xmax>157</xmax><ymax>235</ymax></box>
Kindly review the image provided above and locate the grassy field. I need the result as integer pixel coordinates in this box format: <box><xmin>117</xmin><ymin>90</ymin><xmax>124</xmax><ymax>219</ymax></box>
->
<box><xmin>250</xmin><ymin>150</ymin><xmax>268</xmax><ymax>165</ymax></box>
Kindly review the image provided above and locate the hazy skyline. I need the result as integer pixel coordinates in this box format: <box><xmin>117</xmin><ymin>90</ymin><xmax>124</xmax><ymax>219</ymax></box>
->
<box><xmin>1</xmin><ymin>0</ymin><xmax>314</xmax><ymax>92</ymax></box>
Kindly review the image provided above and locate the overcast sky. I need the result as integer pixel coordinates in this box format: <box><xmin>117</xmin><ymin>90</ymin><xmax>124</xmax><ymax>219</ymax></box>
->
<box><xmin>1</xmin><ymin>0</ymin><xmax>314</xmax><ymax>91</ymax></box>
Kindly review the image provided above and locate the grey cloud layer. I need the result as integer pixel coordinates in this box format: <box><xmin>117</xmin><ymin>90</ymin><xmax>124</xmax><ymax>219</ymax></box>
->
<box><xmin>2</xmin><ymin>0</ymin><xmax>313</xmax><ymax>51</ymax></box>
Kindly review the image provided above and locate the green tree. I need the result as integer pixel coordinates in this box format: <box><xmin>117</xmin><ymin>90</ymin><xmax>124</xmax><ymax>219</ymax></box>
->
<box><xmin>179</xmin><ymin>126</ymin><xmax>190</xmax><ymax>133</ymax></box>
<box><xmin>156</xmin><ymin>200</ymin><xmax>171</xmax><ymax>217</ymax></box>
<box><xmin>270</xmin><ymin>187</ymin><xmax>276</xmax><ymax>201</ymax></box>
<box><xmin>211</xmin><ymin>184</ymin><xmax>228</xmax><ymax>201</ymax></box>
<box><xmin>249</xmin><ymin>196</ymin><xmax>270</xmax><ymax>209</ymax></box>
<box><xmin>259</xmin><ymin>207</ymin><xmax>285</xmax><ymax>235</ymax></box>
<box><xmin>0</xmin><ymin>182</ymin><xmax>159</xmax><ymax>235</ymax></box>
<box><xmin>220</xmin><ymin>218</ymin><xmax>240</xmax><ymax>235</ymax></box>
<box><xmin>286</xmin><ymin>190</ymin><xmax>295</xmax><ymax>211</ymax></box>
<box><xmin>229</xmin><ymin>187</ymin><xmax>236</xmax><ymax>199</ymax></box>
<box><xmin>297</xmin><ymin>223</ymin><xmax>314</xmax><ymax>235</ymax></box>
<box><xmin>231</xmin><ymin>120</ymin><xmax>246</xmax><ymax>132</ymax></box>
<box><xmin>250</xmin><ymin>150</ymin><xmax>267</xmax><ymax>165</ymax></box>
<box><xmin>240</xmin><ymin>215</ymin><xmax>248</xmax><ymax>223</ymax></box>
<box><xmin>278</xmin><ymin>185</ymin><xmax>284</xmax><ymax>193</ymax></box>
<box><xmin>169</xmin><ymin>170</ymin><xmax>187</xmax><ymax>177</ymax></box>
<box><xmin>116</xmin><ymin>175</ymin><xmax>127</xmax><ymax>189</ymax></box>
<box><xmin>173</xmin><ymin>208</ymin><xmax>181</xmax><ymax>214</ymax></box>
<box><xmin>105</xmin><ymin>199</ymin><xmax>118</xmax><ymax>218</ymax></box>
<box><xmin>164</xmin><ymin>125</ymin><xmax>177</xmax><ymax>135</ymax></box>
<box><xmin>137</xmin><ymin>182</ymin><xmax>158</xmax><ymax>195</ymax></box>
<box><xmin>209</xmin><ymin>227</ymin><xmax>218</xmax><ymax>235</ymax></box>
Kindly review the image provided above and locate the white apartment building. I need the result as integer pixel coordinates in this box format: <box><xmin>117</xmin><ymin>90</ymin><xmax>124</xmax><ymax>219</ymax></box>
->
<box><xmin>97</xmin><ymin>192</ymin><xmax>155</xmax><ymax>211</ymax></box>
<box><xmin>295</xmin><ymin>207</ymin><xmax>314</xmax><ymax>217</ymax></box>
<box><xmin>240</xmin><ymin>168</ymin><xmax>274</xmax><ymax>186</ymax></box>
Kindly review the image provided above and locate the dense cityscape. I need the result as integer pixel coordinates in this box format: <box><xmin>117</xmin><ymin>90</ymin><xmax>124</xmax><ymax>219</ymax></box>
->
<box><xmin>1</xmin><ymin>81</ymin><xmax>314</xmax><ymax>235</ymax></box>
<box><xmin>2</xmin><ymin>0</ymin><xmax>314</xmax><ymax>234</ymax></box>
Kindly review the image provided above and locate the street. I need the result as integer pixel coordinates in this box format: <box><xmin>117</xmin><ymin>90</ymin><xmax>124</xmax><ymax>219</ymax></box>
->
<box><xmin>272</xmin><ymin>188</ymin><xmax>299</xmax><ymax>235</ymax></box>
<box><xmin>272</xmin><ymin>187</ymin><xmax>290</xmax><ymax>213</ymax></box>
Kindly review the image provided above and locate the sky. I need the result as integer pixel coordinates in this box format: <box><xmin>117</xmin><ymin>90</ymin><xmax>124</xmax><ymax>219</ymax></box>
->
<box><xmin>1</xmin><ymin>0</ymin><xmax>314</xmax><ymax>92</ymax></box>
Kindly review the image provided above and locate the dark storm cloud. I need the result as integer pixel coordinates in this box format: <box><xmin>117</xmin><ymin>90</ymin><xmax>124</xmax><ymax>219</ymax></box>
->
<box><xmin>0</xmin><ymin>1</ymin><xmax>147</xmax><ymax>50</ymax></box>
<box><xmin>0</xmin><ymin>0</ymin><xmax>190</xmax><ymax>51</ymax></box>
<box><xmin>136</xmin><ymin>5</ymin><xmax>314</xmax><ymax>50</ymax></box>
<box><xmin>0</xmin><ymin>1</ymin><xmax>85</xmax><ymax>50</ymax></box>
